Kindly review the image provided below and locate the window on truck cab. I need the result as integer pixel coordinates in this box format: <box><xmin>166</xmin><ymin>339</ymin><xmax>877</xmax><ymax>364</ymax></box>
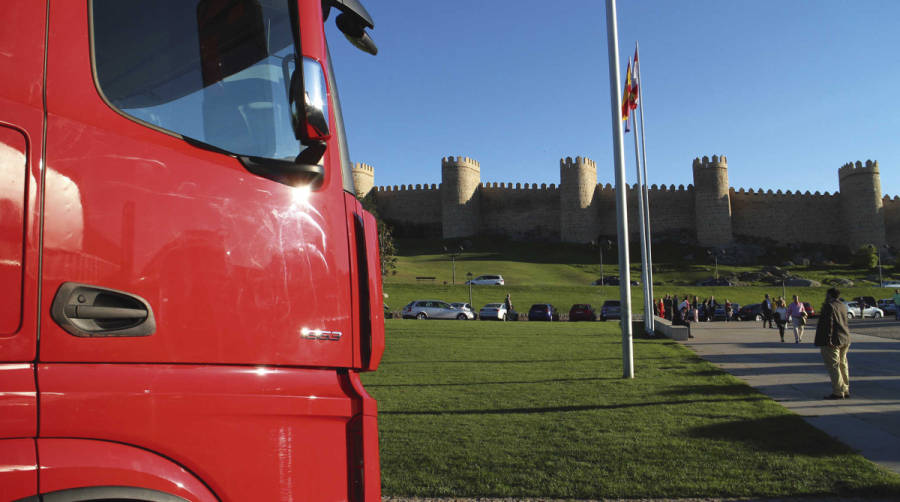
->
<box><xmin>90</xmin><ymin>0</ymin><xmax>355</xmax><ymax>191</ymax></box>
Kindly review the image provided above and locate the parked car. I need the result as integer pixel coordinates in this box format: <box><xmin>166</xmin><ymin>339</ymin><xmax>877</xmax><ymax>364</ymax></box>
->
<box><xmin>402</xmin><ymin>300</ymin><xmax>475</xmax><ymax>320</ymax></box>
<box><xmin>466</xmin><ymin>274</ymin><xmax>504</xmax><ymax>285</ymax></box>
<box><xmin>882</xmin><ymin>280</ymin><xmax>900</xmax><ymax>288</ymax></box>
<box><xmin>877</xmin><ymin>298</ymin><xmax>897</xmax><ymax>315</ymax></box>
<box><xmin>802</xmin><ymin>302</ymin><xmax>816</xmax><ymax>318</ymax></box>
<box><xmin>591</xmin><ymin>276</ymin><xmax>639</xmax><ymax>286</ymax></box>
<box><xmin>844</xmin><ymin>301</ymin><xmax>883</xmax><ymax>319</ymax></box>
<box><xmin>478</xmin><ymin>303</ymin><xmax>509</xmax><ymax>321</ymax></box>
<box><xmin>698</xmin><ymin>278</ymin><xmax>733</xmax><ymax>286</ymax></box>
<box><xmin>600</xmin><ymin>300</ymin><xmax>621</xmax><ymax>321</ymax></box>
<box><xmin>713</xmin><ymin>302</ymin><xmax>740</xmax><ymax>320</ymax></box>
<box><xmin>528</xmin><ymin>304</ymin><xmax>559</xmax><ymax>321</ymax></box>
<box><xmin>451</xmin><ymin>302</ymin><xmax>474</xmax><ymax>312</ymax></box>
<box><xmin>737</xmin><ymin>303</ymin><xmax>763</xmax><ymax>321</ymax></box>
<box><xmin>569</xmin><ymin>304</ymin><xmax>597</xmax><ymax>322</ymax></box>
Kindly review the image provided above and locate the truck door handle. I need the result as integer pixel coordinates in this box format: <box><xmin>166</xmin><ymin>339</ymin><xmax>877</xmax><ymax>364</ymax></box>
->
<box><xmin>63</xmin><ymin>305</ymin><xmax>148</xmax><ymax>320</ymax></box>
<box><xmin>51</xmin><ymin>282</ymin><xmax>156</xmax><ymax>337</ymax></box>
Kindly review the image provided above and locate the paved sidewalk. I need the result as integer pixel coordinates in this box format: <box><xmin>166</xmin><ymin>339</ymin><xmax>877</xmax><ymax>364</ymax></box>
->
<box><xmin>683</xmin><ymin>321</ymin><xmax>900</xmax><ymax>475</ymax></box>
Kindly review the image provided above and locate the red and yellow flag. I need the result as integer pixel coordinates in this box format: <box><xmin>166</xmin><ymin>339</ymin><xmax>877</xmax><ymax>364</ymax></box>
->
<box><xmin>622</xmin><ymin>60</ymin><xmax>636</xmax><ymax>130</ymax></box>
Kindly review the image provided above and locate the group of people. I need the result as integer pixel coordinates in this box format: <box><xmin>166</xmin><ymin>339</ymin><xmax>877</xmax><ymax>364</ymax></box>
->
<box><xmin>656</xmin><ymin>294</ymin><xmax>735</xmax><ymax>325</ymax></box>
<box><xmin>760</xmin><ymin>293</ymin><xmax>808</xmax><ymax>343</ymax></box>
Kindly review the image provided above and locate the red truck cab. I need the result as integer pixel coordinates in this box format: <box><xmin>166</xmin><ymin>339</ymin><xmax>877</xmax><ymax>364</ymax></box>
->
<box><xmin>0</xmin><ymin>1</ymin><xmax>383</xmax><ymax>500</ymax></box>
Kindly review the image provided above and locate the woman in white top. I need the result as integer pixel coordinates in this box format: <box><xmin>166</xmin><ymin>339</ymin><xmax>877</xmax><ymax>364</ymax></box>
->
<box><xmin>786</xmin><ymin>295</ymin><xmax>807</xmax><ymax>343</ymax></box>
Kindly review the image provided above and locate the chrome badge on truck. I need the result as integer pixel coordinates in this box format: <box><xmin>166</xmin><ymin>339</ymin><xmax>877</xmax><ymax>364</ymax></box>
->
<box><xmin>300</xmin><ymin>328</ymin><xmax>343</xmax><ymax>341</ymax></box>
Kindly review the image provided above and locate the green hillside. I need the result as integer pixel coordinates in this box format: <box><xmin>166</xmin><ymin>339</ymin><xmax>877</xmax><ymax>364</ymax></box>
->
<box><xmin>383</xmin><ymin>238</ymin><xmax>896</xmax><ymax>314</ymax></box>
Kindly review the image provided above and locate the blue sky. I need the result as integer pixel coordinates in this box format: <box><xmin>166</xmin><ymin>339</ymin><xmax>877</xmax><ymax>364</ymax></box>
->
<box><xmin>326</xmin><ymin>0</ymin><xmax>900</xmax><ymax>196</ymax></box>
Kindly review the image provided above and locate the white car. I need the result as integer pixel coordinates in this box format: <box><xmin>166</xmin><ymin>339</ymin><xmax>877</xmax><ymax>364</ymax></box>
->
<box><xmin>402</xmin><ymin>300</ymin><xmax>475</xmax><ymax>320</ymax></box>
<box><xmin>844</xmin><ymin>301</ymin><xmax>884</xmax><ymax>319</ymax></box>
<box><xmin>882</xmin><ymin>280</ymin><xmax>900</xmax><ymax>288</ymax></box>
<box><xmin>450</xmin><ymin>302</ymin><xmax>474</xmax><ymax>312</ymax></box>
<box><xmin>466</xmin><ymin>274</ymin><xmax>504</xmax><ymax>285</ymax></box>
<box><xmin>478</xmin><ymin>303</ymin><xmax>509</xmax><ymax>321</ymax></box>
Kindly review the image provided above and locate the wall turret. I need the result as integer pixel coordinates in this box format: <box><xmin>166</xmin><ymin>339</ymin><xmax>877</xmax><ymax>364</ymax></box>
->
<box><xmin>441</xmin><ymin>156</ymin><xmax>481</xmax><ymax>238</ymax></box>
<box><xmin>838</xmin><ymin>160</ymin><xmax>885</xmax><ymax>250</ymax></box>
<box><xmin>692</xmin><ymin>155</ymin><xmax>733</xmax><ymax>247</ymax></box>
<box><xmin>559</xmin><ymin>156</ymin><xmax>598</xmax><ymax>243</ymax></box>
<box><xmin>351</xmin><ymin>162</ymin><xmax>375</xmax><ymax>199</ymax></box>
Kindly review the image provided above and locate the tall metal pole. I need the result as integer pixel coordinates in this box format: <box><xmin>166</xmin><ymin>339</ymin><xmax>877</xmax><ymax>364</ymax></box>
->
<box><xmin>631</xmin><ymin>113</ymin><xmax>651</xmax><ymax>334</ymax></box>
<box><xmin>605</xmin><ymin>0</ymin><xmax>633</xmax><ymax>379</ymax></box>
<box><xmin>635</xmin><ymin>41</ymin><xmax>654</xmax><ymax>333</ymax></box>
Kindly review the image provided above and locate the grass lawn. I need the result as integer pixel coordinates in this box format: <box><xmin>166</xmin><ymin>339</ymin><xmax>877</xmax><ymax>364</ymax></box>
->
<box><xmin>363</xmin><ymin>320</ymin><xmax>900</xmax><ymax>499</ymax></box>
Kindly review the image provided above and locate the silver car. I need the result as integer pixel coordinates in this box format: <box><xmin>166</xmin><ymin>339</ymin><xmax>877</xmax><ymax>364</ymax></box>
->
<box><xmin>844</xmin><ymin>301</ymin><xmax>884</xmax><ymax>319</ymax></box>
<box><xmin>402</xmin><ymin>300</ymin><xmax>475</xmax><ymax>320</ymax></box>
<box><xmin>478</xmin><ymin>303</ymin><xmax>509</xmax><ymax>321</ymax></box>
<box><xmin>465</xmin><ymin>274</ymin><xmax>504</xmax><ymax>285</ymax></box>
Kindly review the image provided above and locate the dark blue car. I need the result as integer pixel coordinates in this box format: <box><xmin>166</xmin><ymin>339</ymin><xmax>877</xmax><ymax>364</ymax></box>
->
<box><xmin>528</xmin><ymin>303</ymin><xmax>559</xmax><ymax>321</ymax></box>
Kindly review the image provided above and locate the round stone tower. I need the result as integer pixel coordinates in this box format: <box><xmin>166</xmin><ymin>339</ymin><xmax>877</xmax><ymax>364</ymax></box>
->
<box><xmin>441</xmin><ymin>155</ymin><xmax>481</xmax><ymax>238</ymax></box>
<box><xmin>559</xmin><ymin>156</ymin><xmax>598</xmax><ymax>243</ymax></box>
<box><xmin>692</xmin><ymin>154</ymin><xmax>733</xmax><ymax>247</ymax></box>
<box><xmin>351</xmin><ymin>162</ymin><xmax>375</xmax><ymax>199</ymax></box>
<box><xmin>838</xmin><ymin>160</ymin><xmax>885</xmax><ymax>250</ymax></box>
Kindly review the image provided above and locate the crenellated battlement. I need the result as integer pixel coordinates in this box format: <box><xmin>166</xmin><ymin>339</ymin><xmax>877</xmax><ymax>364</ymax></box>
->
<box><xmin>352</xmin><ymin>162</ymin><xmax>374</xmax><ymax>173</ymax></box>
<box><xmin>692</xmin><ymin>154</ymin><xmax>728</xmax><ymax>171</ymax></box>
<box><xmin>441</xmin><ymin>155</ymin><xmax>481</xmax><ymax>170</ymax></box>
<box><xmin>838</xmin><ymin>159</ymin><xmax>879</xmax><ymax>180</ymax></box>
<box><xmin>559</xmin><ymin>156</ymin><xmax>597</xmax><ymax>170</ymax></box>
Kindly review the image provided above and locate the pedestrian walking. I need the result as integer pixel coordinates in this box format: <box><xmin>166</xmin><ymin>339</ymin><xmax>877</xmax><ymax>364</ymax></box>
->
<box><xmin>664</xmin><ymin>294</ymin><xmax>673</xmax><ymax>321</ymax></box>
<box><xmin>814</xmin><ymin>288</ymin><xmax>852</xmax><ymax>400</ymax></box>
<box><xmin>773</xmin><ymin>299</ymin><xmax>788</xmax><ymax>342</ymax></box>
<box><xmin>761</xmin><ymin>294</ymin><xmax>774</xmax><ymax>329</ymax></box>
<box><xmin>724</xmin><ymin>299</ymin><xmax>732</xmax><ymax>322</ymax></box>
<box><xmin>893</xmin><ymin>289</ymin><xmax>900</xmax><ymax>321</ymax></box>
<box><xmin>786</xmin><ymin>295</ymin><xmax>808</xmax><ymax>343</ymax></box>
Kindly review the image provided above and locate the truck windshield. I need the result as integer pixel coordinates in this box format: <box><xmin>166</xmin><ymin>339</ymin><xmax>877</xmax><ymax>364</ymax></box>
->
<box><xmin>92</xmin><ymin>0</ymin><xmax>303</xmax><ymax>161</ymax></box>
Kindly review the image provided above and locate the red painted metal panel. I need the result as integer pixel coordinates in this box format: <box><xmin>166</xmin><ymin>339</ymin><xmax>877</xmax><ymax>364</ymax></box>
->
<box><xmin>40</xmin><ymin>363</ymin><xmax>359</xmax><ymax>501</ymax></box>
<box><xmin>39</xmin><ymin>439</ymin><xmax>216</xmax><ymax>501</ymax></box>
<box><xmin>361</xmin><ymin>209</ymin><xmax>385</xmax><ymax>371</ymax></box>
<box><xmin>0</xmin><ymin>364</ymin><xmax>36</xmax><ymax>438</ymax></box>
<box><xmin>0</xmin><ymin>439</ymin><xmax>37</xmax><ymax>500</ymax></box>
<box><xmin>0</xmin><ymin>0</ymin><xmax>44</xmax><ymax>362</ymax></box>
<box><xmin>0</xmin><ymin>127</ymin><xmax>26</xmax><ymax>335</ymax></box>
<box><xmin>39</xmin><ymin>0</ymin><xmax>354</xmax><ymax>367</ymax></box>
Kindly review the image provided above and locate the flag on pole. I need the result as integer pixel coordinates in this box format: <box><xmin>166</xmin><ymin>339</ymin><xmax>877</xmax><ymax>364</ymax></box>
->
<box><xmin>631</xmin><ymin>47</ymin><xmax>640</xmax><ymax>106</ymax></box>
<box><xmin>622</xmin><ymin>59</ymin><xmax>637</xmax><ymax>132</ymax></box>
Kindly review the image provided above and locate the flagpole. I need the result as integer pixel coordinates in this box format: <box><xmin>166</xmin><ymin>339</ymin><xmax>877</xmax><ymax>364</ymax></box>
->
<box><xmin>631</xmin><ymin>112</ymin><xmax>651</xmax><ymax>334</ymax></box>
<box><xmin>635</xmin><ymin>41</ymin><xmax>655</xmax><ymax>334</ymax></box>
<box><xmin>605</xmin><ymin>0</ymin><xmax>634</xmax><ymax>379</ymax></box>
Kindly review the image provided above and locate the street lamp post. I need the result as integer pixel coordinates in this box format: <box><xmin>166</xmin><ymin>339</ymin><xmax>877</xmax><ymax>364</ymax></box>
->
<box><xmin>591</xmin><ymin>240</ymin><xmax>612</xmax><ymax>286</ymax></box>
<box><xmin>467</xmin><ymin>272</ymin><xmax>473</xmax><ymax>307</ymax></box>
<box><xmin>877</xmin><ymin>245</ymin><xmax>888</xmax><ymax>288</ymax></box>
<box><xmin>443</xmin><ymin>245</ymin><xmax>464</xmax><ymax>285</ymax></box>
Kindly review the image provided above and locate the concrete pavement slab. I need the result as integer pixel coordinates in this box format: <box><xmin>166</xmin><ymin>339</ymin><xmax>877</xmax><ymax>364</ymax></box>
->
<box><xmin>681</xmin><ymin>321</ymin><xmax>900</xmax><ymax>475</ymax></box>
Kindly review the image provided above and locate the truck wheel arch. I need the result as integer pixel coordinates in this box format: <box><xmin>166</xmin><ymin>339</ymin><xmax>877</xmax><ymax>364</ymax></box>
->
<box><xmin>36</xmin><ymin>439</ymin><xmax>217</xmax><ymax>502</ymax></box>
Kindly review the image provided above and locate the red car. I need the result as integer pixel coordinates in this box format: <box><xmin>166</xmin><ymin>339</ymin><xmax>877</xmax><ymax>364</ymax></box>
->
<box><xmin>569</xmin><ymin>304</ymin><xmax>598</xmax><ymax>321</ymax></box>
<box><xmin>1</xmin><ymin>1</ymin><xmax>384</xmax><ymax>501</ymax></box>
<box><xmin>803</xmin><ymin>302</ymin><xmax>817</xmax><ymax>318</ymax></box>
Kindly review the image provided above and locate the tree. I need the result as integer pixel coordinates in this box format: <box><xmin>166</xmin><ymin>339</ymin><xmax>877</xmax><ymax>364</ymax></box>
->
<box><xmin>851</xmin><ymin>244</ymin><xmax>878</xmax><ymax>269</ymax></box>
<box><xmin>359</xmin><ymin>193</ymin><xmax>398</xmax><ymax>276</ymax></box>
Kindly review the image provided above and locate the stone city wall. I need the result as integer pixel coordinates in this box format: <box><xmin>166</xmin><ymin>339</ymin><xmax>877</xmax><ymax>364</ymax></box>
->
<box><xmin>730</xmin><ymin>189</ymin><xmax>843</xmax><ymax>245</ymax></box>
<box><xmin>479</xmin><ymin>183</ymin><xmax>560</xmax><ymax>241</ymax></box>
<box><xmin>358</xmin><ymin>155</ymin><xmax>895</xmax><ymax>251</ymax></box>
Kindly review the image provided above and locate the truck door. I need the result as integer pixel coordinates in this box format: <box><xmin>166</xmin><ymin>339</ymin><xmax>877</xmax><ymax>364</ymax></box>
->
<box><xmin>39</xmin><ymin>0</ymin><xmax>355</xmax><ymax>368</ymax></box>
<box><xmin>0</xmin><ymin>1</ymin><xmax>46</xmax><ymax>498</ymax></box>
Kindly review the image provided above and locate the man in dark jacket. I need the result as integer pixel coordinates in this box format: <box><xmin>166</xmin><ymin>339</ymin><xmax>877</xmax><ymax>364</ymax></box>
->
<box><xmin>814</xmin><ymin>288</ymin><xmax>852</xmax><ymax>400</ymax></box>
<box><xmin>761</xmin><ymin>294</ymin><xmax>774</xmax><ymax>329</ymax></box>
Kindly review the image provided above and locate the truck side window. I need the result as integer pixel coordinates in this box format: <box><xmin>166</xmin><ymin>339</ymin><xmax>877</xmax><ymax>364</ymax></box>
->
<box><xmin>91</xmin><ymin>0</ymin><xmax>303</xmax><ymax>162</ymax></box>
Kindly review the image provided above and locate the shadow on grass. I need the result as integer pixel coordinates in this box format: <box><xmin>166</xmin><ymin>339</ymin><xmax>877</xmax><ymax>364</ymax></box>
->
<box><xmin>657</xmin><ymin>383</ymin><xmax>761</xmax><ymax>398</ymax></box>
<box><xmin>687</xmin><ymin>415</ymin><xmax>854</xmax><ymax>457</ymax></box>
<box><xmin>381</xmin><ymin>357</ymin><xmax>620</xmax><ymax>365</ymax></box>
<box><xmin>381</xmin><ymin>396</ymin><xmax>766</xmax><ymax>416</ymax></box>
<box><xmin>367</xmin><ymin>376</ymin><xmax>616</xmax><ymax>388</ymax></box>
